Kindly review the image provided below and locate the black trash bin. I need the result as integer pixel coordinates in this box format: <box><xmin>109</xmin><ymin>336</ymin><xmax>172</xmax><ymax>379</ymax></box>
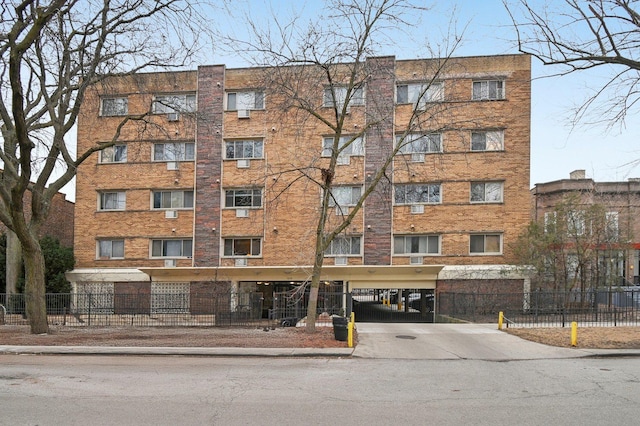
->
<box><xmin>332</xmin><ymin>316</ymin><xmax>348</xmax><ymax>341</ymax></box>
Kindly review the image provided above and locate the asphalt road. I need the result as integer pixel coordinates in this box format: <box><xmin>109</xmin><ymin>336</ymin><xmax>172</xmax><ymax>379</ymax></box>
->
<box><xmin>2</xmin><ymin>353</ymin><xmax>640</xmax><ymax>425</ymax></box>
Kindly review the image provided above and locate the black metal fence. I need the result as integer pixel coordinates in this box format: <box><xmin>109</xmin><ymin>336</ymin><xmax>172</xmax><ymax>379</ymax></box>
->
<box><xmin>0</xmin><ymin>292</ymin><xmax>265</xmax><ymax>327</ymax></box>
<box><xmin>271</xmin><ymin>291</ymin><xmax>350</xmax><ymax>326</ymax></box>
<box><xmin>439</xmin><ymin>287</ymin><xmax>640</xmax><ymax>327</ymax></box>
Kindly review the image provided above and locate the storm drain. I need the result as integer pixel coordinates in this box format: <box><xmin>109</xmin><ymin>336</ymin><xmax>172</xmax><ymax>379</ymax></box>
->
<box><xmin>395</xmin><ymin>335</ymin><xmax>417</xmax><ymax>340</ymax></box>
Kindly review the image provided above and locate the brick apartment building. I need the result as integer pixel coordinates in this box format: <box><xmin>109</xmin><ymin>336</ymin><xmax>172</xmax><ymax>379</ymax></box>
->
<box><xmin>66</xmin><ymin>54</ymin><xmax>532</xmax><ymax>316</ymax></box>
<box><xmin>532</xmin><ymin>169</ymin><xmax>640</xmax><ymax>287</ymax></box>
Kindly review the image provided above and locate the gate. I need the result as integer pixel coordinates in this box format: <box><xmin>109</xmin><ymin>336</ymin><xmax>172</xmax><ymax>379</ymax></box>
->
<box><xmin>352</xmin><ymin>289</ymin><xmax>435</xmax><ymax>323</ymax></box>
<box><xmin>271</xmin><ymin>290</ymin><xmax>350</xmax><ymax>325</ymax></box>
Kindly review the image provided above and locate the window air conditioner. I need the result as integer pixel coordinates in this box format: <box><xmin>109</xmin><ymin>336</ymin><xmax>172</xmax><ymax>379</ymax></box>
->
<box><xmin>167</xmin><ymin>161</ymin><xmax>178</xmax><ymax>170</ymax></box>
<box><xmin>410</xmin><ymin>256</ymin><xmax>423</xmax><ymax>265</ymax></box>
<box><xmin>236</xmin><ymin>209</ymin><xmax>249</xmax><ymax>218</ymax></box>
<box><xmin>164</xmin><ymin>259</ymin><xmax>177</xmax><ymax>267</ymax></box>
<box><xmin>410</xmin><ymin>204</ymin><xmax>424</xmax><ymax>214</ymax></box>
<box><xmin>237</xmin><ymin>159</ymin><xmax>250</xmax><ymax>168</ymax></box>
<box><xmin>411</xmin><ymin>153</ymin><xmax>425</xmax><ymax>163</ymax></box>
<box><xmin>167</xmin><ymin>112</ymin><xmax>180</xmax><ymax>122</ymax></box>
<box><xmin>235</xmin><ymin>258</ymin><xmax>248</xmax><ymax>267</ymax></box>
<box><xmin>238</xmin><ymin>109</ymin><xmax>250</xmax><ymax>119</ymax></box>
<box><xmin>165</xmin><ymin>210</ymin><xmax>178</xmax><ymax>219</ymax></box>
<box><xmin>334</xmin><ymin>257</ymin><xmax>348</xmax><ymax>266</ymax></box>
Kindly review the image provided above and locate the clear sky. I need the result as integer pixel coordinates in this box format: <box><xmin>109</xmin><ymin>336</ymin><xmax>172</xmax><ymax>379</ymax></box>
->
<box><xmin>211</xmin><ymin>0</ymin><xmax>640</xmax><ymax>186</ymax></box>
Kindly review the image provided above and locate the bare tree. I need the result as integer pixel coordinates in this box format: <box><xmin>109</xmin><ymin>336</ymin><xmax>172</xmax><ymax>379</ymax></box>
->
<box><xmin>505</xmin><ymin>0</ymin><xmax>640</xmax><ymax>128</ymax></box>
<box><xmin>218</xmin><ymin>0</ymin><xmax>488</xmax><ymax>332</ymax></box>
<box><xmin>0</xmin><ymin>0</ymin><xmax>214</xmax><ymax>333</ymax></box>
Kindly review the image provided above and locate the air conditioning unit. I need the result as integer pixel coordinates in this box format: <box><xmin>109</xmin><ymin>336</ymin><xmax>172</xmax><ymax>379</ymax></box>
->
<box><xmin>235</xmin><ymin>258</ymin><xmax>248</xmax><ymax>267</ymax></box>
<box><xmin>167</xmin><ymin>161</ymin><xmax>178</xmax><ymax>170</ymax></box>
<box><xmin>165</xmin><ymin>210</ymin><xmax>178</xmax><ymax>219</ymax></box>
<box><xmin>236</xmin><ymin>209</ymin><xmax>249</xmax><ymax>218</ymax></box>
<box><xmin>336</xmin><ymin>155</ymin><xmax>350</xmax><ymax>165</ymax></box>
<box><xmin>164</xmin><ymin>259</ymin><xmax>177</xmax><ymax>267</ymax></box>
<box><xmin>335</xmin><ymin>206</ymin><xmax>349</xmax><ymax>216</ymax></box>
<box><xmin>237</xmin><ymin>159</ymin><xmax>250</xmax><ymax>168</ymax></box>
<box><xmin>238</xmin><ymin>109</ymin><xmax>250</xmax><ymax>119</ymax></box>
<box><xmin>410</xmin><ymin>256</ymin><xmax>423</xmax><ymax>265</ymax></box>
<box><xmin>334</xmin><ymin>257</ymin><xmax>348</xmax><ymax>266</ymax></box>
<box><xmin>167</xmin><ymin>112</ymin><xmax>180</xmax><ymax>122</ymax></box>
<box><xmin>411</xmin><ymin>153</ymin><xmax>425</xmax><ymax>163</ymax></box>
<box><xmin>410</xmin><ymin>204</ymin><xmax>424</xmax><ymax>214</ymax></box>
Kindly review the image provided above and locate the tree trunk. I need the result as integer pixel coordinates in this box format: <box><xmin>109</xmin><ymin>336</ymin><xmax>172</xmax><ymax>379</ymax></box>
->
<box><xmin>23</xmin><ymin>235</ymin><xmax>48</xmax><ymax>334</ymax></box>
<box><xmin>6</xmin><ymin>231</ymin><xmax>21</xmax><ymax>294</ymax></box>
<box><xmin>305</xmin><ymin>257</ymin><xmax>324</xmax><ymax>333</ymax></box>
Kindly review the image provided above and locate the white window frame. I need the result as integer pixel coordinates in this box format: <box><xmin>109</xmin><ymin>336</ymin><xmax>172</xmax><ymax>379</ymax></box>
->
<box><xmin>226</xmin><ymin>91</ymin><xmax>265</xmax><ymax>111</ymax></box>
<box><xmin>152</xmin><ymin>190</ymin><xmax>194</xmax><ymax>210</ymax></box>
<box><xmin>393</xmin><ymin>235</ymin><xmax>440</xmax><ymax>255</ymax></box>
<box><xmin>394</xmin><ymin>183</ymin><xmax>441</xmax><ymax>205</ymax></box>
<box><xmin>472</xmin><ymin>80</ymin><xmax>505</xmax><ymax>100</ymax></box>
<box><xmin>605</xmin><ymin>211</ymin><xmax>619</xmax><ymax>241</ymax></box>
<box><xmin>97</xmin><ymin>239</ymin><xmax>125</xmax><ymax>259</ymax></box>
<box><xmin>396</xmin><ymin>82</ymin><xmax>444</xmax><ymax>108</ymax></box>
<box><xmin>323</xmin><ymin>86</ymin><xmax>365</xmax><ymax>109</ymax></box>
<box><xmin>396</xmin><ymin>133</ymin><xmax>442</xmax><ymax>154</ymax></box>
<box><xmin>322</xmin><ymin>135</ymin><xmax>365</xmax><ymax>159</ymax></box>
<box><xmin>152</xmin><ymin>93</ymin><xmax>196</xmax><ymax>114</ymax></box>
<box><xmin>98</xmin><ymin>191</ymin><xmax>126</xmax><ymax>211</ymax></box>
<box><xmin>325</xmin><ymin>236</ymin><xmax>362</xmax><ymax>257</ymax></box>
<box><xmin>567</xmin><ymin>210</ymin><xmax>586</xmax><ymax>236</ymax></box>
<box><xmin>223</xmin><ymin>238</ymin><xmax>262</xmax><ymax>257</ymax></box>
<box><xmin>98</xmin><ymin>144</ymin><xmax>127</xmax><ymax>164</ymax></box>
<box><xmin>469</xmin><ymin>234</ymin><xmax>502</xmax><ymax>255</ymax></box>
<box><xmin>328</xmin><ymin>186</ymin><xmax>362</xmax><ymax>208</ymax></box>
<box><xmin>100</xmin><ymin>97</ymin><xmax>128</xmax><ymax>116</ymax></box>
<box><xmin>151</xmin><ymin>239</ymin><xmax>193</xmax><ymax>258</ymax></box>
<box><xmin>153</xmin><ymin>142</ymin><xmax>195</xmax><ymax>162</ymax></box>
<box><xmin>471</xmin><ymin>130</ymin><xmax>504</xmax><ymax>151</ymax></box>
<box><xmin>224</xmin><ymin>139</ymin><xmax>264</xmax><ymax>159</ymax></box>
<box><xmin>544</xmin><ymin>211</ymin><xmax>557</xmax><ymax>233</ymax></box>
<box><xmin>224</xmin><ymin>189</ymin><xmax>263</xmax><ymax>209</ymax></box>
<box><xmin>470</xmin><ymin>182</ymin><xmax>503</xmax><ymax>203</ymax></box>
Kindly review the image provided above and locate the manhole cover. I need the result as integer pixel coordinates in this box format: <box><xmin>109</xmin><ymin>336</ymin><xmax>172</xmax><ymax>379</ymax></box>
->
<box><xmin>395</xmin><ymin>335</ymin><xmax>417</xmax><ymax>340</ymax></box>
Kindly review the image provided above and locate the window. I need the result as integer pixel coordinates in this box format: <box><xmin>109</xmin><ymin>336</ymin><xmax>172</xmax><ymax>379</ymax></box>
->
<box><xmin>225</xmin><ymin>139</ymin><xmax>263</xmax><ymax>159</ymax></box>
<box><xmin>326</xmin><ymin>236</ymin><xmax>361</xmax><ymax>256</ymax></box>
<box><xmin>567</xmin><ymin>210</ymin><xmax>585</xmax><ymax>236</ymax></box>
<box><xmin>152</xmin><ymin>191</ymin><xmax>194</xmax><ymax>209</ymax></box>
<box><xmin>396</xmin><ymin>82</ymin><xmax>443</xmax><ymax>107</ymax></box>
<box><xmin>328</xmin><ymin>186</ymin><xmax>361</xmax><ymax>207</ymax></box>
<box><xmin>394</xmin><ymin>184</ymin><xmax>441</xmax><ymax>204</ymax></box>
<box><xmin>544</xmin><ymin>211</ymin><xmax>557</xmax><ymax>233</ymax></box>
<box><xmin>223</xmin><ymin>238</ymin><xmax>262</xmax><ymax>257</ymax></box>
<box><xmin>153</xmin><ymin>93</ymin><xmax>196</xmax><ymax>114</ymax></box>
<box><xmin>225</xmin><ymin>189</ymin><xmax>262</xmax><ymax>208</ymax></box>
<box><xmin>151</xmin><ymin>239</ymin><xmax>193</xmax><ymax>258</ymax></box>
<box><xmin>394</xmin><ymin>235</ymin><xmax>440</xmax><ymax>255</ymax></box>
<box><xmin>99</xmin><ymin>145</ymin><xmax>127</xmax><ymax>163</ymax></box>
<box><xmin>471</xmin><ymin>131</ymin><xmax>504</xmax><ymax>151</ymax></box>
<box><xmin>470</xmin><ymin>234</ymin><xmax>502</xmax><ymax>254</ymax></box>
<box><xmin>472</xmin><ymin>80</ymin><xmax>505</xmax><ymax>100</ymax></box>
<box><xmin>101</xmin><ymin>97</ymin><xmax>128</xmax><ymax>116</ymax></box>
<box><xmin>396</xmin><ymin>133</ymin><xmax>442</xmax><ymax>154</ymax></box>
<box><xmin>322</xmin><ymin>136</ymin><xmax>364</xmax><ymax>158</ymax></box>
<box><xmin>323</xmin><ymin>86</ymin><xmax>365</xmax><ymax>109</ymax></box>
<box><xmin>98</xmin><ymin>240</ymin><xmax>124</xmax><ymax>259</ymax></box>
<box><xmin>470</xmin><ymin>182</ymin><xmax>503</xmax><ymax>203</ymax></box>
<box><xmin>153</xmin><ymin>142</ymin><xmax>195</xmax><ymax>161</ymax></box>
<box><xmin>99</xmin><ymin>191</ymin><xmax>126</xmax><ymax>211</ymax></box>
<box><xmin>605</xmin><ymin>212</ymin><xmax>619</xmax><ymax>241</ymax></box>
<box><xmin>227</xmin><ymin>91</ymin><xmax>264</xmax><ymax>110</ymax></box>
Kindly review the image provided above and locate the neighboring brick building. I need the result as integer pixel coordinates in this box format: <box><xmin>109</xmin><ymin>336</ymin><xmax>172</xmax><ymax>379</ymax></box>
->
<box><xmin>67</xmin><ymin>54</ymin><xmax>532</xmax><ymax>313</ymax></box>
<box><xmin>532</xmin><ymin>170</ymin><xmax>640</xmax><ymax>286</ymax></box>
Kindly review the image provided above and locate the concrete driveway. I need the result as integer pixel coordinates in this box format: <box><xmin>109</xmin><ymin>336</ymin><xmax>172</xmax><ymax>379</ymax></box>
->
<box><xmin>352</xmin><ymin>323</ymin><xmax>588</xmax><ymax>360</ymax></box>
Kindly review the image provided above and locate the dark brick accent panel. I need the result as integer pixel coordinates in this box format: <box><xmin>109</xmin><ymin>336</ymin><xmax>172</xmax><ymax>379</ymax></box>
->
<box><xmin>364</xmin><ymin>57</ymin><xmax>396</xmax><ymax>265</ymax></box>
<box><xmin>194</xmin><ymin>65</ymin><xmax>225</xmax><ymax>265</ymax></box>
<box><xmin>190</xmin><ymin>280</ymin><xmax>232</xmax><ymax>314</ymax></box>
<box><xmin>113</xmin><ymin>281</ymin><xmax>151</xmax><ymax>314</ymax></box>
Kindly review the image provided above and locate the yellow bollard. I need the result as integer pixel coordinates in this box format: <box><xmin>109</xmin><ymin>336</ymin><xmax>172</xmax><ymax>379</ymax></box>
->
<box><xmin>350</xmin><ymin>312</ymin><xmax>355</xmax><ymax>323</ymax></box>
<box><xmin>571</xmin><ymin>321</ymin><xmax>578</xmax><ymax>347</ymax></box>
<box><xmin>498</xmin><ymin>311</ymin><xmax>504</xmax><ymax>330</ymax></box>
<box><xmin>398</xmin><ymin>301</ymin><xmax>402</xmax><ymax>311</ymax></box>
<box><xmin>347</xmin><ymin>320</ymin><xmax>354</xmax><ymax>348</ymax></box>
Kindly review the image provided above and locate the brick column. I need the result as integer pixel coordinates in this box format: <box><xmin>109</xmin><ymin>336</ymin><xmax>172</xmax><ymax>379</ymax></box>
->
<box><xmin>364</xmin><ymin>56</ymin><xmax>395</xmax><ymax>265</ymax></box>
<box><xmin>194</xmin><ymin>65</ymin><xmax>225</xmax><ymax>265</ymax></box>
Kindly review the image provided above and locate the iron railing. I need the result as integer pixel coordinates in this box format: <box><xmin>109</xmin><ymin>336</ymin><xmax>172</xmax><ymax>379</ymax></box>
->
<box><xmin>0</xmin><ymin>292</ymin><xmax>264</xmax><ymax>327</ymax></box>
<box><xmin>439</xmin><ymin>287</ymin><xmax>640</xmax><ymax>327</ymax></box>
